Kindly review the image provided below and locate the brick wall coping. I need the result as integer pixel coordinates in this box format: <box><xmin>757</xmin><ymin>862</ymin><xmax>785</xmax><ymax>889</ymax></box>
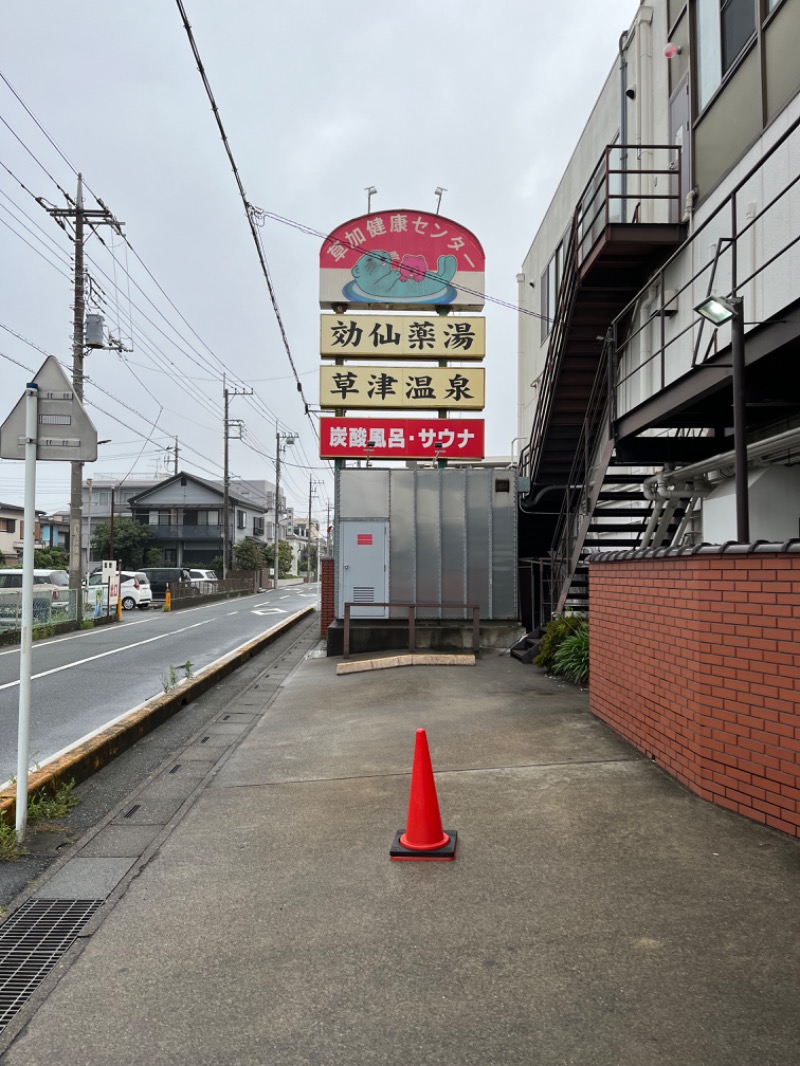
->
<box><xmin>587</xmin><ymin>538</ymin><xmax>800</xmax><ymax>564</ymax></box>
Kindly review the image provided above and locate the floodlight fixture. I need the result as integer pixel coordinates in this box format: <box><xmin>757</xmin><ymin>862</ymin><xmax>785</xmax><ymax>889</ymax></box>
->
<box><xmin>694</xmin><ymin>295</ymin><xmax>737</xmax><ymax>326</ymax></box>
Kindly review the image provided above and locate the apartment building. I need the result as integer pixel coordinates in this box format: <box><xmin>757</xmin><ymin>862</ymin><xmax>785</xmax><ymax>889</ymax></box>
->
<box><xmin>517</xmin><ymin>0</ymin><xmax>800</xmax><ymax>618</ymax></box>
<box><xmin>515</xmin><ymin>0</ymin><xmax>800</xmax><ymax>839</ymax></box>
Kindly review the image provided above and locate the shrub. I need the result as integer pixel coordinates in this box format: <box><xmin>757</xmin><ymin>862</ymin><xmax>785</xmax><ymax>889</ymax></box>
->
<box><xmin>552</xmin><ymin>626</ymin><xmax>590</xmax><ymax>685</ymax></box>
<box><xmin>533</xmin><ymin>613</ymin><xmax>587</xmax><ymax>672</ymax></box>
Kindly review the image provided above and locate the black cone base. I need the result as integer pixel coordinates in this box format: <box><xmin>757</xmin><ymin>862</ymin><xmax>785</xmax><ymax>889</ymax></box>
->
<box><xmin>389</xmin><ymin>829</ymin><xmax>458</xmax><ymax>862</ymax></box>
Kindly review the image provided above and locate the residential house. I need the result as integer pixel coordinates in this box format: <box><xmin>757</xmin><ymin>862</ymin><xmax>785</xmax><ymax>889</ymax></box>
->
<box><xmin>287</xmin><ymin>516</ymin><xmax>321</xmax><ymax>578</ymax></box>
<box><xmin>0</xmin><ymin>502</ymin><xmax>44</xmax><ymax>565</ymax></box>
<box><xmin>126</xmin><ymin>471</ymin><xmax>270</xmax><ymax>568</ymax></box>
<box><xmin>39</xmin><ymin>511</ymin><xmax>70</xmax><ymax>553</ymax></box>
<box><xmin>83</xmin><ymin>478</ymin><xmax>167</xmax><ymax>573</ymax></box>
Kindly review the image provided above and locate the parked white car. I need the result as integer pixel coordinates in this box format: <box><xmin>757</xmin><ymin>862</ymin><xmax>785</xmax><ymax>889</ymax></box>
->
<box><xmin>87</xmin><ymin>570</ymin><xmax>152</xmax><ymax>611</ymax></box>
<box><xmin>188</xmin><ymin>568</ymin><xmax>218</xmax><ymax>588</ymax></box>
<box><xmin>0</xmin><ymin>568</ymin><xmax>71</xmax><ymax>626</ymax></box>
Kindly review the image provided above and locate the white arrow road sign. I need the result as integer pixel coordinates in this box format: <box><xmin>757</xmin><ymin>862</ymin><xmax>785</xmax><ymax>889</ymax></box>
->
<box><xmin>253</xmin><ymin>608</ymin><xmax>287</xmax><ymax>616</ymax></box>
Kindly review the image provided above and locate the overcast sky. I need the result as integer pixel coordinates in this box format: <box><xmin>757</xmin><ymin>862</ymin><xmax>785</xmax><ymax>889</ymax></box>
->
<box><xmin>0</xmin><ymin>0</ymin><xmax>635</xmax><ymax>523</ymax></box>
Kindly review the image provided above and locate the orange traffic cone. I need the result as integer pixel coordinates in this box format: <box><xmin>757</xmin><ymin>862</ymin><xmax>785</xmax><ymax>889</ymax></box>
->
<box><xmin>390</xmin><ymin>729</ymin><xmax>457</xmax><ymax>861</ymax></box>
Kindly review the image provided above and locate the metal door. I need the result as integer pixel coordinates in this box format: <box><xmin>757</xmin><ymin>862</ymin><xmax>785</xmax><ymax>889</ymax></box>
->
<box><xmin>339</xmin><ymin>521</ymin><xmax>389</xmax><ymax>618</ymax></box>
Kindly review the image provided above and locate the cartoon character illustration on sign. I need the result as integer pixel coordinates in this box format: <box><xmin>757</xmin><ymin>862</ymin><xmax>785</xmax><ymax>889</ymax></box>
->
<box><xmin>344</xmin><ymin>250</ymin><xmax>458</xmax><ymax>305</ymax></box>
<box><xmin>320</xmin><ymin>210</ymin><xmax>485</xmax><ymax>312</ymax></box>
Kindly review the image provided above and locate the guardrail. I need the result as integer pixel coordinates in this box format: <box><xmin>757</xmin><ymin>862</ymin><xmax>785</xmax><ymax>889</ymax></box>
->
<box><xmin>342</xmin><ymin>601</ymin><xmax>480</xmax><ymax>660</ymax></box>
<box><xmin>167</xmin><ymin>575</ymin><xmax>258</xmax><ymax>604</ymax></box>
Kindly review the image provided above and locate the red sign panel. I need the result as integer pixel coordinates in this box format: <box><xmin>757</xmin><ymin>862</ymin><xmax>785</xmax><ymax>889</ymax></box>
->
<box><xmin>357</xmin><ymin>533</ymin><xmax>373</xmax><ymax>546</ymax></box>
<box><xmin>319</xmin><ymin>417</ymin><xmax>484</xmax><ymax>461</ymax></box>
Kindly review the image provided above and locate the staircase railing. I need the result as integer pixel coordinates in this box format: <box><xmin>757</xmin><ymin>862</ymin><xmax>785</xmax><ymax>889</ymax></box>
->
<box><xmin>518</xmin><ymin>216</ymin><xmax>580</xmax><ymax>487</ymax></box>
<box><xmin>518</xmin><ymin>143</ymin><xmax>681</xmax><ymax>489</ymax></box>
<box><xmin>548</xmin><ymin>333</ymin><xmax>618</xmax><ymax>613</ymax></box>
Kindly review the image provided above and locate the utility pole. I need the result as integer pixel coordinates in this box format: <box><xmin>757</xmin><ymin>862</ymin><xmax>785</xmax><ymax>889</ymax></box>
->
<box><xmin>48</xmin><ymin>175</ymin><xmax>121</xmax><ymax>620</ymax></box>
<box><xmin>306</xmin><ymin>475</ymin><xmax>314</xmax><ymax>584</ymax></box>
<box><xmin>173</xmin><ymin>437</ymin><xmax>179</xmax><ymax>475</ymax></box>
<box><xmin>273</xmin><ymin>427</ymin><xmax>295</xmax><ymax>589</ymax></box>
<box><xmin>222</xmin><ymin>378</ymin><xmax>251</xmax><ymax>576</ymax></box>
<box><xmin>109</xmin><ymin>485</ymin><xmax>116</xmax><ymax>562</ymax></box>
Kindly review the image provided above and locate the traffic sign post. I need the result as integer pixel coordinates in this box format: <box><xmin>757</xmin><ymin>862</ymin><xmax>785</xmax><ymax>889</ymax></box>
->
<box><xmin>1</xmin><ymin>357</ymin><xmax>98</xmax><ymax>842</ymax></box>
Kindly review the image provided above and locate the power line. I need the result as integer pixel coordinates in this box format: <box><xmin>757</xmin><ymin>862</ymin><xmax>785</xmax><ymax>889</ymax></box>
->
<box><xmin>174</xmin><ymin>0</ymin><xmax>316</xmax><ymax>435</ymax></box>
<box><xmin>1</xmin><ymin>86</ymin><xmax>297</xmax><ymax>449</ymax></box>
<box><xmin>0</xmin><ymin>212</ymin><xmax>71</xmax><ymax>277</ymax></box>
<box><xmin>254</xmin><ymin>208</ymin><xmax>550</xmax><ymax>322</ymax></box>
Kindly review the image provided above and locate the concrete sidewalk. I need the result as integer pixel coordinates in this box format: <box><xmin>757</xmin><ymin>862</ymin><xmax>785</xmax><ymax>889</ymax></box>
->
<box><xmin>2</xmin><ymin>644</ymin><xmax>800</xmax><ymax>1065</ymax></box>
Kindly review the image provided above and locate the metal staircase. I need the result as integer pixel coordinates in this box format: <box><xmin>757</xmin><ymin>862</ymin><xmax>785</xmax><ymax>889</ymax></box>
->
<box><xmin>517</xmin><ymin>145</ymin><xmax>688</xmax><ymax>630</ymax></box>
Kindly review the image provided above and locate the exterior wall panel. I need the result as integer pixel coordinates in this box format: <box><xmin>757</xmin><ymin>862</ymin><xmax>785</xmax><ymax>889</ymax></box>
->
<box><xmin>336</xmin><ymin>467</ymin><xmax>517</xmax><ymax>622</ymax></box>
<box><xmin>440</xmin><ymin>469</ymin><xmax>468</xmax><ymax>618</ymax></box>
<box><xmin>389</xmin><ymin>473</ymin><xmax>415</xmax><ymax>613</ymax></box>
<box><xmin>414</xmin><ymin>473</ymin><xmax>441</xmax><ymax>619</ymax></box>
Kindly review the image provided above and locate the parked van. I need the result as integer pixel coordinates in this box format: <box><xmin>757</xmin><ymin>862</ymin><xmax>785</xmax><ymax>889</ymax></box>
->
<box><xmin>141</xmin><ymin>567</ymin><xmax>193</xmax><ymax>601</ymax></box>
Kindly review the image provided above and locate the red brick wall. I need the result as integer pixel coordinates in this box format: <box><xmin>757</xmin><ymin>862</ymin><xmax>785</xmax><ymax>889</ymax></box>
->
<box><xmin>590</xmin><ymin>550</ymin><xmax>800</xmax><ymax>837</ymax></box>
<box><xmin>320</xmin><ymin>557</ymin><xmax>335</xmax><ymax>638</ymax></box>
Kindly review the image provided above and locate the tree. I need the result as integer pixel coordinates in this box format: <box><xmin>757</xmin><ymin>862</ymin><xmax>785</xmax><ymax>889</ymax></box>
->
<box><xmin>263</xmin><ymin>540</ymin><xmax>293</xmax><ymax>577</ymax></box>
<box><xmin>32</xmin><ymin>547</ymin><xmax>69</xmax><ymax>570</ymax></box>
<box><xmin>91</xmin><ymin>519</ymin><xmax>155</xmax><ymax>570</ymax></box>
<box><xmin>299</xmin><ymin>543</ymin><xmax>318</xmax><ymax>576</ymax></box>
<box><xmin>232</xmin><ymin>539</ymin><xmax>265</xmax><ymax>571</ymax></box>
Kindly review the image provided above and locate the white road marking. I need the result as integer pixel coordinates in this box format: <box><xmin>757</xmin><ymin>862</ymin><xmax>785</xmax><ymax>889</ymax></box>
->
<box><xmin>0</xmin><ymin>614</ymin><xmax>155</xmax><ymax>657</ymax></box>
<box><xmin>0</xmin><ymin>618</ymin><xmax>215</xmax><ymax>691</ymax></box>
<box><xmin>0</xmin><ymin>605</ymin><xmax>312</xmax><ymax>789</ymax></box>
<box><xmin>227</xmin><ymin>611</ymin><xmax>238</xmax><ymax>616</ymax></box>
<box><xmin>252</xmin><ymin>608</ymin><xmax>287</xmax><ymax>616</ymax></box>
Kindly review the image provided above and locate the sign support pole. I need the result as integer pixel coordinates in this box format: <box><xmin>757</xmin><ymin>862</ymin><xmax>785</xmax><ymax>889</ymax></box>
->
<box><xmin>16</xmin><ymin>384</ymin><xmax>38</xmax><ymax>843</ymax></box>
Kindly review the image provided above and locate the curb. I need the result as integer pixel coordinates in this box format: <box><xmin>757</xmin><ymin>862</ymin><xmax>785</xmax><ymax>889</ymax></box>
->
<box><xmin>0</xmin><ymin>606</ymin><xmax>315</xmax><ymax>823</ymax></box>
<box><xmin>337</xmin><ymin>653</ymin><xmax>476</xmax><ymax>674</ymax></box>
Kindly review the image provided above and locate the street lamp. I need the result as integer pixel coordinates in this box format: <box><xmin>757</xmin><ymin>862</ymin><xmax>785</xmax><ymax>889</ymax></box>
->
<box><xmin>365</xmin><ymin>439</ymin><xmax>376</xmax><ymax>468</ymax></box>
<box><xmin>694</xmin><ymin>294</ymin><xmax>749</xmax><ymax>542</ymax></box>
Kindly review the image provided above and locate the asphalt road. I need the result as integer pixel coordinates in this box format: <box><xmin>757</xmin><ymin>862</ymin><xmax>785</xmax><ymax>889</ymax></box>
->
<box><xmin>0</xmin><ymin>582</ymin><xmax>319</xmax><ymax>783</ymax></box>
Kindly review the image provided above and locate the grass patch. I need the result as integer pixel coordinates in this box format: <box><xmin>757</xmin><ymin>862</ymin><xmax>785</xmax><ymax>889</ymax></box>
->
<box><xmin>27</xmin><ymin>779</ymin><xmax>79</xmax><ymax>824</ymax></box>
<box><xmin>0</xmin><ymin>820</ymin><xmax>23</xmax><ymax>862</ymax></box>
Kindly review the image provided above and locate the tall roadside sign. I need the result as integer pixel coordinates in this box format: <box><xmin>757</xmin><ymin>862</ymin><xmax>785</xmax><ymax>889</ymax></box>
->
<box><xmin>0</xmin><ymin>356</ymin><xmax>98</xmax><ymax>842</ymax></box>
<box><xmin>318</xmin><ymin>207</ymin><xmax>487</xmax><ymax>464</ymax></box>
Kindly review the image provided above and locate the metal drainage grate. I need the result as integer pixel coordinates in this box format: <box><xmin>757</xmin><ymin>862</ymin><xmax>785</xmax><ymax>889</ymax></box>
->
<box><xmin>0</xmin><ymin>898</ymin><xmax>103</xmax><ymax>1032</ymax></box>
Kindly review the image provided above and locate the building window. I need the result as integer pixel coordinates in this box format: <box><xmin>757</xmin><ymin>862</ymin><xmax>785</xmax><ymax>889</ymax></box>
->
<box><xmin>164</xmin><ymin>549</ymin><xmax>176</xmax><ymax>564</ymax></box>
<box><xmin>540</xmin><ymin>251</ymin><xmax>559</xmax><ymax>342</ymax></box>
<box><xmin>696</xmin><ymin>0</ymin><xmax>757</xmax><ymax>111</ymax></box>
<box><xmin>91</xmin><ymin>489</ymin><xmax>111</xmax><ymax>507</ymax></box>
<box><xmin>253</xmin><ymin>517</ymin><xmax>264</xmax><ymax>536</ymax></box>
<box><xmin>237</xmin><ymin>510</ymin><xmax>246</xmax><ymax>529</ymax></box>
<box><xmin>149</xmin><ymin>511</ymin><xmax>171</xmax><ymax>526</ymax></box>
<box><xmin>0</xmin><ymin>517</ymin><xmax>15</xmax><ymax>533</ymax></box>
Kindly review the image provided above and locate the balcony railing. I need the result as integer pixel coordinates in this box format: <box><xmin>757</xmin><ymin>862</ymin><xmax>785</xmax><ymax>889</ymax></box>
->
<box><xmin>145</xmin><ymin>524</ymin><xmax>223</xmax><ymax>541</ymax></box>
<box><xmin>613</xmin><ymin>113</ymin><xmax>800</xmax><ymax>419</ymax></box>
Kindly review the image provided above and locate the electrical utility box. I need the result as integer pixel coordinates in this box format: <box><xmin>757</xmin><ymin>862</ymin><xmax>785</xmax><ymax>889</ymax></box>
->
<box><xmin>85</xmin><ymin>313</ymin><xmax>105</xmax><ymax>348</ymax></box>
<box><xmin>335</xmin><ymin>467</ymin><xmax>517</xmax><ymax>620</ymax></box>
